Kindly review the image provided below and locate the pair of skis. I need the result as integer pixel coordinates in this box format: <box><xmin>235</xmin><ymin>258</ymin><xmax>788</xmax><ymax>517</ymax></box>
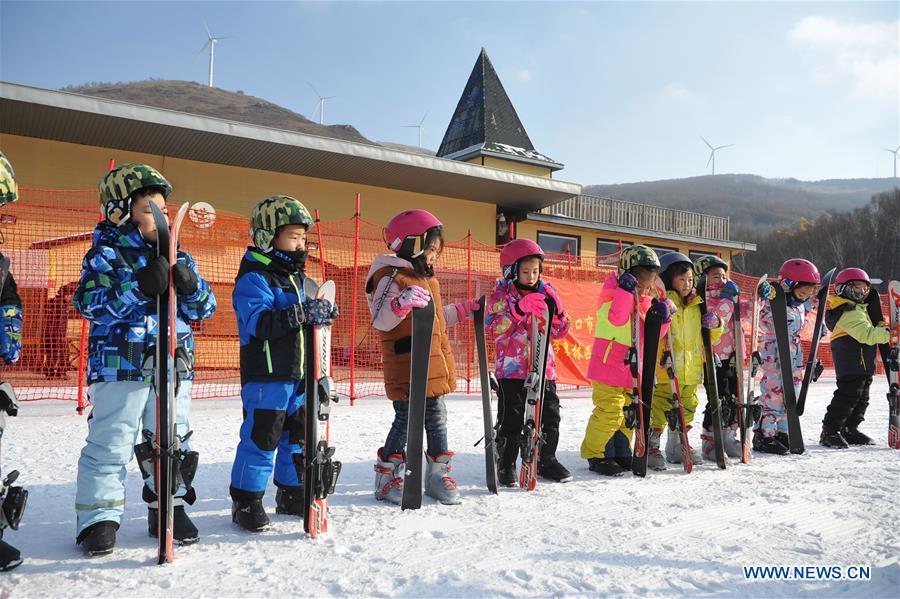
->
<box><xmin>868</xmin><ymin>281</ymin><xmax>900</xmax><ymax>449</ymax></box>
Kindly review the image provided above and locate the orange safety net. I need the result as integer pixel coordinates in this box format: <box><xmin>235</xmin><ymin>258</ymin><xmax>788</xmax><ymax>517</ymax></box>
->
<box><xmin>1</xmin><ymin>188</ymin><xmax>889</xmax><ymax>407</ymax></box>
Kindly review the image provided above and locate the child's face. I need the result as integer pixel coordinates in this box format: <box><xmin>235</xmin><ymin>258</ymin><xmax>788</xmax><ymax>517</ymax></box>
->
<box><xmin>706</xmin><ymin>266</ymin><xmax>727</xmax><ymax>285</ymax></box>
<box><xmin>635</xmin><ymin>268</ymin><xmax>658</xmax><ymax>294</ymax></box>
<box><xmin>673</xmin><ymin>269</ymin><xmax>695</xmax><ymax>299</ymax></box>
<box><xmin>517</xmin><ymin>257</ymin><xmax>542</xmax><ymax>287</ymax></box>
<box><xmin>130</xmin><ymin>192</ymin><xmax>168</xmax><ymax>244</ymax></box>
<box><xmin>422</xmin><ymin>239</ymin><xmax>443</xmax><ymax>268</ymax></box>
<box><xmin>273</xmin><ymin>224</ymin><xmax>308</xmax><ymax>253</ymax></box>
<box><xmin>847</xmin><ymin>280</ymin><xmax>870</xmax><ymax>300</ymax></box>
<box><xmin>792</xmin><ymin>283</ymin><xmax>817</xmax><ymax>302</ymax></box>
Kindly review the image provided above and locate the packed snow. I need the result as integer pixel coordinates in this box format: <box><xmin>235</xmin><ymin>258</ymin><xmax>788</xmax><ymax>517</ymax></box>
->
<box><xmin>3</xmin><ymin>378</ymin><xmax>898</xmax><ymax>598</ymax></box>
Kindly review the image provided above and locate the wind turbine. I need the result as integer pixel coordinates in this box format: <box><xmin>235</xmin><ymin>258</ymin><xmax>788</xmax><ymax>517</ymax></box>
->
<box><xmin>198</xmin><ymin>23</ymin><xmax>230</xmax><ymax>87</ymax></box>
<box><xmin>701</xmin><ymin>136</ymin><xmax>734</xmax><ymax>176</ymax></box>
<box><xmin>403</xmin><ymin>112</ymin><xmax>428</xmax><ymax>148</ymax></box>
<box><xmin>308</xmin><ymin>82</ymin><xmax>335</xmax><ymax>125</ymax></box>
<box><xmin>883</xmin><ymin>145</ymin><xmax>900</xmax><ymax>179</ymax></box>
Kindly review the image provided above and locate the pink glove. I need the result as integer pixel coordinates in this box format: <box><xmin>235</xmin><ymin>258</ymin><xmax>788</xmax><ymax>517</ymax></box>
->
<box><xmin>701</xmin><ymin>312</ymin><xmax>721</xmax><ymax>330</ymax></box>
<box><xmin>542</xmin><ymin>284</ymin><xmax>563</xmax><ymax>313</ymax></box>
<box><xmin>515</xmin><ymin>293</ymin><xmax>547</xmax><ymax>319</ymax></box>
<box><xmin>454</xmin><ymin>298</ymin><xmax>481</xmax><ymax>321</ymax></box>
<box><xmin>390</xmin><ymin>285</ymin><xmax>430</xmax><ymax>317</ymax></box>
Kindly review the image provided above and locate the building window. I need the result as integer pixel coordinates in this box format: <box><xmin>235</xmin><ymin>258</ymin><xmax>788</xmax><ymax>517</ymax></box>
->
<box><xmin>597</xmin><ymin>238</ymin><xmax>629</xmax><ymax>257</ymax></box>
<box><xmin>537</xmin><ymin>231</ymin><xmax>580</xmax><ymax>259</ymax></box>
<box><xmin>648</xmin><ymin>245</ymin><xmax>678</xmax><ymax>258</ymax></box>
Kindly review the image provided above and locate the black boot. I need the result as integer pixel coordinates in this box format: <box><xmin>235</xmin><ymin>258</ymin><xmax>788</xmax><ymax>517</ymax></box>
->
<box><xmin>0</xmin><ymin>539</ymin><xmax>22</xmax><ymax>571</ymax></box>
<box><xmin>775</xmin><ymin>432</ymin><xmax>790</xmax><ymax>449</ymax></box>
<box><xmin>752</xmin><ymin>432</ymin><xmax>789</xmax><ymax>455</ymax></box>
<box><xmin>537</xmin><ymin>456</ymin><xmax>572</xmax><ymax>483</ymax></box>
<box><xmin>820</xmin><ymin>427</ymin><xmax>849</xmax><ymax>449</ymax></box>
<box><xmin>148</xmin><ymin>506</ymin><xmax>199</xmax><ymax>545</ymax></box>
<box><xmin>614</xmin><ymin>456</ymin><xmax>632</xmax><ymax>471</ymax></box>
<box><xmin>77</xmin><ymin>521</ymin><xmax>118</xmax><ymax>556</ymax></box>
<box><xmin>497</xmin><ymin>465</ymin><xmax>517</xmax><ymax>487</ymax></box>
<box><xmin>588</xmin><ymin>458</ymin><xmax>625</xmax><ymax>477</ymax></box>
<box><xmin>841</xmin><ymin>427</ymin><xmax>874</xmax><ymax>446</ymax></box>
<box><xmin>275</xmin><ymin>486</ymin><xmax>305</xmax><ymax>516</ymax></box>
<box><xmin>232</xmin><ymin>499</ymin><xmax>270</xmax><ymax>532</ymax></box>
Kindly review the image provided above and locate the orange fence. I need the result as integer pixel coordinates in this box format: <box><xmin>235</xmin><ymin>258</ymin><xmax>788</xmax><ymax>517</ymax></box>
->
<box><xmin>1</xmin><ymin>188</ymin><xmax>889</xmax><ymax>407</ymax></box>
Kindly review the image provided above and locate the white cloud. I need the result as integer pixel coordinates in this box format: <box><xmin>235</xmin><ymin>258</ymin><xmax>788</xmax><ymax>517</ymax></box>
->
<box><xmin>659</xmin><ymin>82</ymin><xmax>699</xmax><ymax>105</ymax></box>
<box><xmin>789</xmin><ymin>16</ymin><xmax>899</xmax><ymax>100</ymax></box>
<box><xmin>513</xmin><ymin>67</ymin><xmax>532</xmax><ymax>83</ymax></box>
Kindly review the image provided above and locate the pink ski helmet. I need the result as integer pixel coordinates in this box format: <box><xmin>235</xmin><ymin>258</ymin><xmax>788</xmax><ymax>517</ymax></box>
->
<box><xmin>383</xmin><ymin>209</ymin><xmax>443</xmax><ymax>258</ymax></box>
<box><xmin>835</xmin><ymin>267</ymin><xmax>871</xmax><ymax>302</ymax></box>
<box><xmin>500</xmin><ymin>239</ymin><xmax>544</xmax><ymax>280</ymax></box>
<box><xmin>778</xmin><ymin>258</ymin><xmax>820</xmax><ymax>288</ymax></box>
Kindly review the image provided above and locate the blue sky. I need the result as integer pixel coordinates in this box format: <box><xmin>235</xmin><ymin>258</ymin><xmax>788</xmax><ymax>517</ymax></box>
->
<box><xmin>1</xmin><ymin>1</ymin><xmax>897</xmax><ymax>184</ymax></box>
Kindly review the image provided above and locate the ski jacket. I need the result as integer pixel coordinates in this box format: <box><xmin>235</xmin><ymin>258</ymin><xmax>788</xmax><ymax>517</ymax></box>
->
<box><xmin>586</xmin><ymin>273</ymin><xmax>669</xmax><ymax>388</ymax></box>
<box><xmin>825</xmin><ymin>295</ymin><xmax>890</xmax><ymax>377</ymax></box>
<box><xmin>484</xmin><ymin>278</ymin><xmax>570</xmax><ymax>381</ymax></box>
<box><xmin>704</xmin><ymin>282</ymin><xmax>752</xmax><ymax>360</ymax></box>
<box><xmin>757</xmin><ymin>294</ymin><xmax>813</xmax><ymax>371</ymax></box>
<box><xmin>656</xmin><ymin>289</ymin><xmax>723</xmax><ymax>386</ymax></box>
<box><xmin>233</xmin><ymin>248</ymin><xmax>313</xmax><ymax>385</ymax></box>
<box><xmin>0</xmin><ymin>253</ymin><xmax>23</xmax><ymax>365</ymax></box>
<box><xmin>365</xmin><ymin>254</ymin><xmax>462</xmax><ymax>401</ymax></box>
<box><xmin>74</xmin><ymin>221</ymin><xmax>216</xmax><ymax>384</ymax></box>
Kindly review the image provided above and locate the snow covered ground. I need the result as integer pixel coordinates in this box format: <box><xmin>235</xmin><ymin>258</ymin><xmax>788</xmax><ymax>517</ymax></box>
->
<box><xmin>3</xmin><ymin>378</ymin><xmax>898</xmax><ymax>598</ymax></box>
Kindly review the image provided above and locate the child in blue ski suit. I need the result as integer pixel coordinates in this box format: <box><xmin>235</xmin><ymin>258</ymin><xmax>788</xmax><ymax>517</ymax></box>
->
<box><xmin>74</xmin><ymin>164</ymin><xmax>216</xmax><ymax>555</ymax></box>
<box><xmin>229</xmin><ymin>195</ymin><xmax>337</xmax><ymax>532</ymax></box>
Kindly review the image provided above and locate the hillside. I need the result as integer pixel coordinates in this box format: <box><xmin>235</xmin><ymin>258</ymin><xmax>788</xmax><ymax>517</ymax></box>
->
<box><xmin>584</xmin><ymin>174</ymin><xmax>897</xmax><ymax>231</ymax></box>
<box><xmin>62</xmin><ymin>80</ymin><xmax>372</xmax><ymax>144</ymax></box>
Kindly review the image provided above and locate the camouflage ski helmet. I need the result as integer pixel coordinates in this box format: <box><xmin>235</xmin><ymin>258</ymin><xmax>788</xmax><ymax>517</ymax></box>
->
<box><xmin>618</xmin><ymin>244</ymin><xmax>660</xmax><ymax>275</ymax></box>
<box><xmin>693</xmin><ymin>254</ymin><xmax>728</xmax><ymax>277</ymax></box>
<box><xmin>0</xmin><ymin>152</ymin><xmax>17</xmax><ymax>206</ymax></box>
<box><xmin>99</xmin><ymin>163</ymin><xmax>171</xmax><ymax>226</ymax></box>
<box><xmin>250</xmin><ymin>195</ymin><xmax>313</xmax><ymax>252</ymax></box>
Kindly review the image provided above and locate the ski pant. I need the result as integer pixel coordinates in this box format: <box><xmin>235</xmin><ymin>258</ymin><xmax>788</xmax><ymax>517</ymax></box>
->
<box><xmin>580</xmin><ymin>383</ymin><xmax>632</xmax><ymax>460</ymax></box>
<box><xmin>755</xmin><ymin>362</ymin><xmax>801</xmax><ymax>438</ymax></box>
<box><xmin>822</xmin><ymin>374</ymin><xmax>872</xmax><ymax>433</ymax></box>
<box><xmin>230</xmin><ymin>380</ymin><xmax>305</xmax><ymax>500</ymax></box>
<box><xmin>383</xmin><ymin>396</ymin><xmax>449</xmax><ymax>457</ymax></box>
<box><xmin>703</xmin><ymin>358</ymin><xmax>740</xmax><ymax>429</ymax></box>
<box><xmin>496</xmin><ymin>378</ymin><xmax>562</xmax><ymax>467</ymax></box>
<box><xmin>650</xmin><ymin>383</ymin><xmax>699</xmax><ymax>431</ymax></box>
<box><xmin>75</xmin><ymin>380</ymin><xmax>193</xmax><ymax>535</ymax></box>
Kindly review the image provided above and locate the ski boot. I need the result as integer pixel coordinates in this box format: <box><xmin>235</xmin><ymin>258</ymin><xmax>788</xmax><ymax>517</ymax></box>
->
<box><xmin>275</xmin><ymin>485</ymin><xmax>305</xmax><ymax>516</ymax></box>
<box><xmin>820</xmin><ymin>427</ymin><xmax>849</xmax><ymax>449</ymax></box>
<box><xmin>722</xmin><ymin>426</ymin><xmax>743</xmax><ymax>459</ymax></box>
<box><xmin>374</xmin><ymin>448</ymin><xmax>404</xmax><ymax>505</ymax></box>
<box><xmin>232</xmin><ymin>498</ymin><xmax>270</xmax><ymax>532</ymax></box>
<box><xmin>497</xmin><ymin>464</ymin><xmax>517</xmax><ymax>487</ymax></box>
<box><xmin>700</xmin><ymin>428</ymin><xmax>725</xmax><ymax>463</ymax></box>
<box><xmin>148</xmin><ymin>505</ymin><xmax>199</xmax><ymax>545</ymax></box>
<box><xmin>665</xmin><ymin>427</ymin><xmax>682</xmax><ymax>463</ymax></box>
<box><xmin>424</xmin><ymin>452</ymin><xmax>461</xmax><ymax>505</ymax></box>
<box><xmin>537</xmin><ymin>456</ymin><xmax>573</xmax><ymax>483</ymax></box>
<box><xmin>588</xmin><ymin>458</ymin><xmax>625</xmax><ymax>477</ymax></box>
<box><xmin>753</xmin><ymin>431</ymin><xmax>789</xmax><ymax>455</ymax></box>
<box><xmin>0</xmin><ymin>539</ymin><xmax>21</xmax><ymax>571</ymax></box>
<box><xmin>647</xmin><ymin>429</ymin><xmax>667</xmax><ymax>471</ymax></box>
<box><xmin>613</xmin><ymin>456</ymin><xmax>632</xmax><ymax>471</ymax></box>
<box><xmin>77</xmin><ymin>520</ymin><xmax>118</xmax><ymax>556</ymax></box>
<box><xmin>841</xmin><ymin>427</ymin><xmax>874</xmax><ymax>446</ymax></box>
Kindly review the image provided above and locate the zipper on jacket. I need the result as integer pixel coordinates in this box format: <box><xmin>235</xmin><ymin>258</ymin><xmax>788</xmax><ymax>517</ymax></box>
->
<box><xmin>264</xmin><ymin>340</ymin><xmax>273</xmax><ymax>374</ymax></box>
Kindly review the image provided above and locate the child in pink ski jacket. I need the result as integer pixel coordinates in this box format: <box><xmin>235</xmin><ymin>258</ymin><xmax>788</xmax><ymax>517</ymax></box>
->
<box><xmin>485</xmin><ymin>240</ymin><xmax>571</xmax><ymax>485</ymax></box>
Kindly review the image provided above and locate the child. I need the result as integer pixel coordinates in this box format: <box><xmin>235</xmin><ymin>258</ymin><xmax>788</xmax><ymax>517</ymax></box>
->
<box><xmin>485</xmin><ymin>239</ymin><xmax>572</xmax><ymax>485</ymax></box>
<box><xmin>580</xmin><ymin>245</ymin><xmax>675</xmax><ymax>476</ymax></box>
<box><xmin>752</xmin><ymin>259</ymin><xmax>819</xmax><ymax>455</ymax></box>
<box><xmin>694</xmin><ymin>255</ymin><xmax>749</xmax><ymax>460</ymax></box>
<box><xmin>0</xmin><ymin>151</ymin><xmax>24</xmax><ymax>571</ymax></box>
<box><xmin>365</xmin><ymin>209</ymin><xmax>478</xmax><ymax>505</ymax></box>
<box><xmin>230</xmin><ymin>196</ymin><xmax>338</xmax><ymax>532</ymax></box>
<box><xmin>73</xmin><ymin>164</ymin><xmax>216</xmax><ymax>555</ymax></box>
<box><xmin>820</xmin><ymin>268</ymin><xmax>891</xmax><ymax>448</ymax></box>
<box><xmin>650</xmin><ymin>253</ymin><xmax>722</xmax><ymax>470</ymax></box>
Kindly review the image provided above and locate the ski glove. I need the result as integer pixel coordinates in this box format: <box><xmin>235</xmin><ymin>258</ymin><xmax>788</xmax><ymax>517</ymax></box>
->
<box><xmin>720</xmin><ymin>280</ymin><xmax>740</xmax><ymax>303</ymax></box>
<box><xmin>454</xmin><ymin>298</ymin><xmax>481</xmax><ymax>321</ymax></box>
<box><xmin>618</xmin><ymin>272</ymin><xmax>638</xmax><ymax>293</ymax></box>
<box><xmin>303</xmin><ymin>298</ymin><xmax>339</xmax><ymax>327</ymax></box>
<box><xmin>649</xmin><ymin>298</ymin><xmax>676</xmax><ymax>323</ymax></box>
<box><xmin>701</xmin><ymin>312</ymin><xmax>721</xmax><ymax>330</ymax></box>
<box><xmin>172</xmin><ymin>263</ymin><xmax>199</xmax><ymax>296</ymax></box>
<box><xmin>135</xmin><ymin>255</ymin><xmax>169</xmax><ymax>296</ymax></box>
<box><xmin>757</xmin><ymin>280</ymin><xmax>775</xmax><ymax>301</ymax></box>
<box><xmin>542</xmin><ymin>284</ymin><xmax>564</xmax><ymax>312</ymax></box>
<box><xmin>391</xmin><ymin>285</ymin><xmax>430</xmax><ymax>317</ymax></box>
<box><xmin>0</xmin><ymin>305</ymin><xmax>22</xmax><ymax>365</ymax></box>
<box><xmin>516</xmin><ymin>293</ymin><xmax>547</xmax><ymax>319</ymax></box>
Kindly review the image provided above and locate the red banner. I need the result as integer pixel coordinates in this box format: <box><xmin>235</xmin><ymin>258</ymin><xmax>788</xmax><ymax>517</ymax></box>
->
<box><xmin>544</xmin><ymin>276</ymin><xmax>605</xmax><ymax>386</ymax></box>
